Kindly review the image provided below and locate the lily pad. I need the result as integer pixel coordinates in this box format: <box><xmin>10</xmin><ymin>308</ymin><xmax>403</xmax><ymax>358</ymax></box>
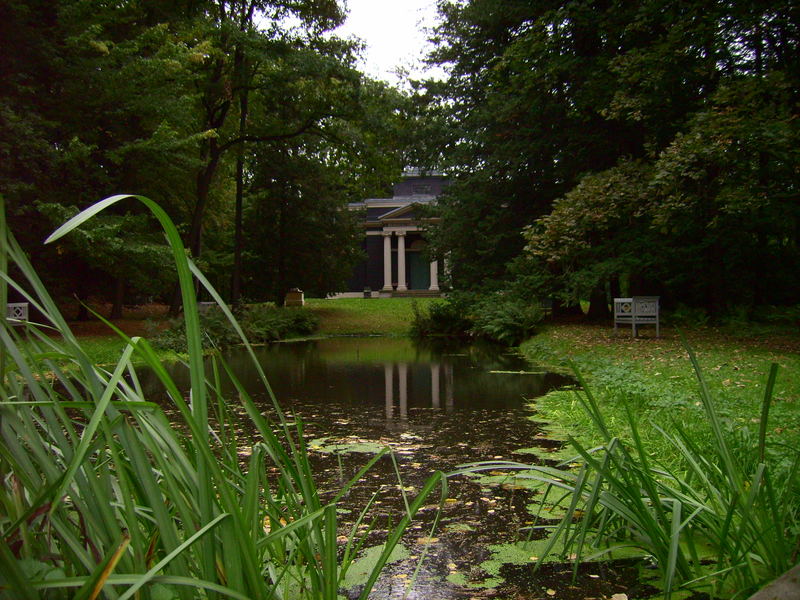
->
<box><xmin>308</xmin><ymin>436</ymin><xmax>386</xmax><ymax>455</ymax></box>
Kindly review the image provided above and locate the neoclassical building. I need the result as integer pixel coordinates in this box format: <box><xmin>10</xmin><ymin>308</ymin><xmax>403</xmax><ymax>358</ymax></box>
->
<box><xmin>345</xmin><ymin>171</ymin><xmax>447</xmax><ymax>296</ymax></box>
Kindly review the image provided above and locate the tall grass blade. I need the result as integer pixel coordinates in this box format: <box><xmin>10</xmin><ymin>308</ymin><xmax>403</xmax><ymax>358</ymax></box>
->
<box><xmin>75</xmin><ymin>533</ymin><xmax>131</xmax><ymax>600</ymax></box>
<box><xmin>117</xmin><ymin>513</ymin><xmax>229</xmax><ymax>600</ymax></box>
<box><xmin>758</xmin><ymin>364</ymin><xmax>778</xmax><ymax>463</ymax></box>
<box><xmin>1</xmin><ymin>194</ymin><xmax>445</xmax><ymax>600</ymax></box>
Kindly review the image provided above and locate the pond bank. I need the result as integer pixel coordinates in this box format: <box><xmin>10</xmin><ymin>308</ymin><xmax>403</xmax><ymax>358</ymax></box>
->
<box><xmin>65</xmin><ymin>298</ymin><xmax>437</xmax><ymax>364</ymax></box>
<box><xmin>516</xmin><ymin>324</ymin><xmax>800</xmax><ymax>599</ymax></box>
<box><xmin>519</xmin><ymin>323</ymin><xmax>800</xmax><ymax>459</ymax></box>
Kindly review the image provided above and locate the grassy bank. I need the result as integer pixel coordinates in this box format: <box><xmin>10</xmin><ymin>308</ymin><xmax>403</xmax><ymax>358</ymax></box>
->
<box><xmin>511</xmin><ymin>325</ymin><xmax>800</xmax><ymax>597</ymax></box>
<box><xmin>520</xmin><ymin>323</ymin><xmax>800</xmax><ymax>458</ymax></box>
<box><xmin>65</xmin><ymin>297</ymin><xmax>435</xmax><ymax>364</ymax></box>
<box><xmin>305</xmin><ymin>297</ymin><xmax>438</xmax><ymax>336</ymax></box>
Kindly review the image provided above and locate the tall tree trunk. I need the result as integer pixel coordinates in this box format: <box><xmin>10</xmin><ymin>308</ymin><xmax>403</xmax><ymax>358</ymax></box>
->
<box><xmin>231</xmin><ymin>47</ymin><xmax>249</xmax><ymax>305</ymax></box>
<box><xmin>610</xmin><ymin>275</ymin><xmax>621</xmax><ymax>300</ymax></box>
<box><xmin>586</xmin><ymin>283</ymin><xmax>610</xmax><ymax>321</ymax></box>
<box><xmin>169</xmin><ymin>156</ymin><xmax>219</xmax><ymax>315</ymax></box>
<box><xmin>110</xmin><ymin>277</ymin><xmax>124</xmax><ymax>320</ymax></box>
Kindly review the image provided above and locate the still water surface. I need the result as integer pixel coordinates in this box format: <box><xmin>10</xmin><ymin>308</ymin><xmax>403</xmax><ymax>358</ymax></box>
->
<box><xmin>147</xmin><ymin>337</ymin><xmax>576</xmax><ymax>598</ymax></box>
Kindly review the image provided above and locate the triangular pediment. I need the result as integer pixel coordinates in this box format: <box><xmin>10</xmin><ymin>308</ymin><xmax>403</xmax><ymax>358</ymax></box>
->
<box><xmin>379</xmin><ymin>204</ymin><xmax>418</xmax><ymax>220</ymax></box>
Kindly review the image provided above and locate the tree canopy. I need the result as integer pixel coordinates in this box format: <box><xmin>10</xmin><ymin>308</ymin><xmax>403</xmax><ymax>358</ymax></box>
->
<box><xmin>1</xmin><ymin>0</ymin><xmax>406</xmax><ymax>312</ymax></box>
<box><xmin>3</xmin><ymin>0</ymin><xmax>798</xmax><ymax>317</ymax></box>
<box><xmin>421</xmin><ymin>0</ymin><xmax>800</xmax><ymax>315</ymax></box>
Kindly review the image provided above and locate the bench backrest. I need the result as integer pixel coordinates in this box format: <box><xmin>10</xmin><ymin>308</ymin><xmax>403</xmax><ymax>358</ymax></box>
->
<box><xmin>6</xmin><ymin>302</ymin><xmax>29</xmax><ymax>323</ymax></box>
<box><xmin>614</xmin><ymin>296</ymin><xmax>659</xmax><ymax>322</ymax></box>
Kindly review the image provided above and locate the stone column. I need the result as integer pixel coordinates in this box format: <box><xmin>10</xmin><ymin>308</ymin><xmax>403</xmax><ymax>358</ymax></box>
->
<box><xmin>396</xmin><ymin>232</ymin><xmax>407</xmax><ymax>291</ymax></box>
<box><xmin>431</xmin><ymin>363</ymin><xmax>440</xmax><ymax>408</ymax></box>
<box><xmin>382</xmin><ymin>232</ymin><xmax>393</xmax><ymax>291</ymax></box>
<box><xmin>429</xmin><ymin>260</ymin><xmax>439</xmax><ymax>292</ymax></box>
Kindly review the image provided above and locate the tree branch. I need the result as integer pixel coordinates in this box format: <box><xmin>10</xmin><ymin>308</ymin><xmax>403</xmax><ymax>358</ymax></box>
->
<box><xmin>217</xmin><ymin>118</ymin><xmax>327</xmax><ymax>153</ymax></box>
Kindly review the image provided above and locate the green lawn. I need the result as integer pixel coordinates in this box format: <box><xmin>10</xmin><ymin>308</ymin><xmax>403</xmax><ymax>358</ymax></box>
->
<box><xmin>520</xmin><ymin>323</ymin><xmax>800</xmax><ymax>464</ymax></box>
<box><xmin>304</xmin><ymin>297</ymin><xmax>439</xmax><ymax>336</ymax></box>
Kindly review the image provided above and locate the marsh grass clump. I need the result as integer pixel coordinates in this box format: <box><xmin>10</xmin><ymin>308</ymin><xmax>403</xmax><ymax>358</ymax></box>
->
<box><xmin>0</xmin><ymin>195</ymin><xmax>444</xmax><ymax>600</ymax></box>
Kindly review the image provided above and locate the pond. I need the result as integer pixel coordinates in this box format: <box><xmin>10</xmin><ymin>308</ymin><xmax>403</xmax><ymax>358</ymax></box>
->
<box><xmin>142</xmin><ymin>338</ymin><xmax>651</xmax><ymax>599</ymax></box>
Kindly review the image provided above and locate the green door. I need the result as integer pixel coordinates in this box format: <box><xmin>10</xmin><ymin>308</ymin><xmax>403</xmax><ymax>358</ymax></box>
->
<box><xmin>408</xmin><ymin>252</ymin><xmax>430</xmax><ymax>290</ymax></box>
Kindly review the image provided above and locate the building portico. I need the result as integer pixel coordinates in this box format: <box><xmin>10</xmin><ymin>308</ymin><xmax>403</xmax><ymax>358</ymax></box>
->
<box><xmin>345</xmin><ymin>171</ymin><xmax>446</xmax><ymax>296</ymax></box>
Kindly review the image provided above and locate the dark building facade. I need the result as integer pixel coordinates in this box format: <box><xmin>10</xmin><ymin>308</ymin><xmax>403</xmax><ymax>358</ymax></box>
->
<box><xmin>346</xmin><ymin>171</ymin><xmax>447</xmax><ymax>295</ymax></box>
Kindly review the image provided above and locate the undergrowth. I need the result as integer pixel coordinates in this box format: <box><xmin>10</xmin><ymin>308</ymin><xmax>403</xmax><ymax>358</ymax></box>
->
<box><xmin>411</xmin><ymin>292</ymin><xmax>545</xmax><ymax>345</ymax></box>
<box><xmin>151</xmin><ymin>302</ymin><xmax>319</xmax><ymax>352</ymax></box>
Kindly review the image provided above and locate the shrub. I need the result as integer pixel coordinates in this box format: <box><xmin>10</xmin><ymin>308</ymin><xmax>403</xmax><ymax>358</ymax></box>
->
<box><xmin>472</xmin><ymin>296</ymin><xmax>545</xmax><ymax>345</ymax></box>
<box><xmin>411</xmin><ymin>292</ymin><xmax>545</xmax><ymax>345</ymax></box>
<box><xmin>152</xmin><ymin>302</ymin><xmax>319</xmax><ymax>351</ymax></box>
<box><xmin>410</xmin><ymin>293</ymin><xmax>475</xmax><ymax>337</ymax></box>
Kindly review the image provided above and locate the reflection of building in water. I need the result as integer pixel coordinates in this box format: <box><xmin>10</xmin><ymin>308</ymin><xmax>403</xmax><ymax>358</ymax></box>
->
<box><xmin>383</xmin><ymin>361</ymin><xmax>454</xmax><ymax>426</ymax></box>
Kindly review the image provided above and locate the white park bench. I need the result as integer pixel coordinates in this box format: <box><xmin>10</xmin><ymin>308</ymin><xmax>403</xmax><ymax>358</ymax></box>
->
<box><xmin>614</xmin><ymin>296</ymin><xmax>659</xmax><ymax>337</ymax></box>
<box><xmin>6</xmin><ymin>302</ymin><xmax>29</xmax><ymax>325</ymax></box>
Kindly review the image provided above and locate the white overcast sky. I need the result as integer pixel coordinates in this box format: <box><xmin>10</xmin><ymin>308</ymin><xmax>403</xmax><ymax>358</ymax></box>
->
<box><xmin>333</xmin><ymin>0</ymin><xmax>444</xmax><ymax>85</ymax></box>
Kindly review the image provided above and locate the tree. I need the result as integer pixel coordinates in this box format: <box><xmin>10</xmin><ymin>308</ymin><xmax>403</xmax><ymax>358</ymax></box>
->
<box><xmin>37</xmin><ymin>204</ymin><xmax>175</xmax><ymax>318</ymax></box>
<box><xmin>240</xmin><ymin>75</ymin><xmax>408</xmax><ymax>301</ymax></box>
<box><xmin>1</xmin><ymin>0</ymin><xmax>203</xmax><ymax>309</ymax></box>
<box><xmin>2</xmin><ymin>0</ymin><xmax>402</xmax><ymax>313</ymax></box>
<box><xmin>242</xmin><ymin>143</ymin><xmax>365</xmax><ymax>302</ymax></box>
<box><xmin>427</xmin><ymin>0</ymin><xmax>800</xmax><ymax>314</ymax></box>
<box><xmin>424</xmin><ymin>0</ymin><xmax>663</xmax><ymax>290</ymax></box>
<box><xmin>526</xmin><ymin>74</ymin><xmax>800</xmax><ymax>315</ymax></box>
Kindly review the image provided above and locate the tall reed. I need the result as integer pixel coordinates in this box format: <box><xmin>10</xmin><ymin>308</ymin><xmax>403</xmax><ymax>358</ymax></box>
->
<box><xmin>0</xmin><ymin>194</ymin><xmax>444</xmax><ymax>599</ymax></box>
<box><xmin>457</xmin><ymin>354</ymin><xmax>799</xmax><ymax>599</ymax></box>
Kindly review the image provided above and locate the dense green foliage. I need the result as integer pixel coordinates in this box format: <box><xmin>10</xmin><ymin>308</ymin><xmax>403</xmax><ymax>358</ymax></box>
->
<box><xmin>1</xmin><ymin>0</ymin><xmax>408</xmax><ymax>312</ymax></box>
<box><xmin>152</xmin><ymin>303</ymin><xmax>319</xmax><ymax>351</ymax></box>
<box><xmin>421</xmin><ymin>0</ymin><xmax>800</xmax><ymax>316</ymax></box>
<box><xmin>410</xmin><ymin>292</ymin><xmax>545</xmax><ymax>345</ymax></box>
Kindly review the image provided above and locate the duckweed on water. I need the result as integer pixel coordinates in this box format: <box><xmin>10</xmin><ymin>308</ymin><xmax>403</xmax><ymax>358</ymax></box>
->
<box><xmin>342</xmin><ymin>544</ymin><xmax>411</xmax><ymax>590</ymax></box>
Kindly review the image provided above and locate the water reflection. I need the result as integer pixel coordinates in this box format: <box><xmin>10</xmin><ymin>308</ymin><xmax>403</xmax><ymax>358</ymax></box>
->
<box><xmin>138</xmin><ymin>338</ymin><xmax>577</xmax><ymax>600</ymax></box>
<box><xmin>144</xmin><ymin>337</ymin><xmax>571</xmax><ymax>426</ymax></box>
